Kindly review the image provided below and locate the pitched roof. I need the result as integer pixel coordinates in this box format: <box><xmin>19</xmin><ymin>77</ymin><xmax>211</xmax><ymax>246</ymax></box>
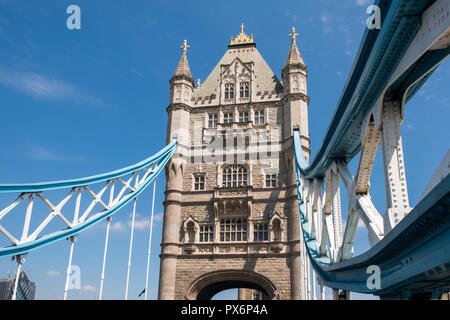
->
<box><xmin>194</xmin><ymin>44</ymin><xmax>283</xmax><ymax>98</ymax></box>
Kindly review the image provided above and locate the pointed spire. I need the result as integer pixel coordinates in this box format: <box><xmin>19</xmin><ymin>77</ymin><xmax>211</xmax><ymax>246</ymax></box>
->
<box><xmin>284</xmin><ymin>27</ymin><xmax>305</xmax><ymax>69</ymax></box>
<box><xmin>172</xmin><ymin>40</ymin><xmax>194</xmax><ymax>84</ymax></box>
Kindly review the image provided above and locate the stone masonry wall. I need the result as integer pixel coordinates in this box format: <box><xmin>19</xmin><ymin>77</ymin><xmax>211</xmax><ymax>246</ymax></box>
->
<box><xmin>175</xmin><ymin>255</ymin><xmax>291</xmax><ymax>300</ymax></box>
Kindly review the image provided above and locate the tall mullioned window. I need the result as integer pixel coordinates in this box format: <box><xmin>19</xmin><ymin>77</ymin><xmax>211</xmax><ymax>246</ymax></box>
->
<box><xmin>194</xmin><ymin>176</ymin><xmax>205</xmax><ymax>190</ymax></box>
<box><xmin>220</xmin><ymin>218</ymin><xmax>248</xmax><ymax>242</ymax></box>
<box><xmin>240</xmin><ymin>82</ymin><xmax>249</xmax><ymax>98</ymax></box>
<box><xmin>225</xmin><ymin>83</ymin><xmax>234</xmax><ymax>99</ymax></box>
<box><xmin>265</xmin><ymin>174</ymin><xmax>277</xmax><ymax>187</ymax></box>
<box><xmin>208</xmin><ymin>114</ymin><xmax>218</xmax><ymax>128</ymax></box>
<box><xmin>222</xmin><ymin>165</ymin><xmax>248</xmax><ymax>187</ymax></box>
<box><xmin>223</xmin><ymin>113</ymin><xmax>233</xmax><ymax>123</ymax></box>
<box><xmin>254</xmin><ymin>110</ymin><xmax>265</xmax><ymax>125</ymax></box>
<box><xmin>239</xmin><ymin>112</ymin><xmax>249</xmax><ymax>122</ymax></box>
<box><xmin>199</xmin><ymin>225</ymin><xmax>214</xmax><ymax>242</ymax></box>
<box><xmin>253</xmin><ymin>224</ymin><xmax>269</xmax><ymax>242</ymax></box>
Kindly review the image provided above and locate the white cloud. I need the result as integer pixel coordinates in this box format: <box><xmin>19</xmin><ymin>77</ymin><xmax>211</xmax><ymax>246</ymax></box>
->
<box><xmin>130</xmin><ymin>68</ymin><xmax>144</xmax><ymax>78</ymax></box>
<box><xmin>106</xmin><ymin>212</ymin><xmax>164</xmax><ymax>233</ymax></box>
<box><xmin>284</xmin><ymin>11</ymin><xmax>298</xmax><ymax>23</ymax></box>
<box><xmin>153</xmin><ymin>212</ymin><xmax>164</xmax><ymax>222</ymax></box>
<box><xmin>26</xmin><ymin>145</ymin><xmax>86</xmax><ymax>162</ymax></box>
<box><xmin>46</xmin><ymin>270</ymin><xmax>60</xmax><ymax>276</ymax></box>
<box><xmin>81</xmin><ymin>285</ymin><xmax>96</xmax><ymax>292</ymax></box>
<box><xmin>406</xmin><ymin>124</ymin><xmax>416</xmax><ymax>131</ymax></box>
<box><xmin>129</xmin><ymin>218</ymin><xmax>150</xmax><ymax>230</ymax></box>
<box><xmin>0</xmin><ymin>65</ymin><xmax>104</xmax><ymax>107</ymax></box>
<box><xmin>110</xmin><ymin>221</ymin><xmax>126</xmax><ymax>233</ymax></box>
<box><xmin>29</xmin><ymin>146</ymin><xmax>59</xmax><ymax>161</ymax></box>
<box><xmin>355</xmin><ymin>0</ymin><xmax>372</xmax><ymax>6</ymax></box>
<box><xmin>320</xmin><ymin>13</ymin><xmax>333</xmax><ymax>35</ymax></box>
<box><xmin>342</xmin><ymin>218</ymin><xmax>366</xmax><ymax>230</ymax></box>
<box><xmin>357</xmin><ymin>219</ymin><xmax>366</xmax><ymax>229</ymax></box>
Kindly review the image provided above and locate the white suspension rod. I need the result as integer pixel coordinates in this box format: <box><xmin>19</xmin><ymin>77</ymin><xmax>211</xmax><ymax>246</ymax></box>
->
<box><xmin>125</xmin><ymin>197</ymin><xmax>137</xmax><ymax>300</ymax></box>
<box><xmin>312</xmin><ymin>268</ymin><xmax>317</xmax><ymax>300</ymax></box>
<box><xmin>300</xmin><ymin>222</ymin><xmax>305</xmax><ymax>300</ymax></box>
<box><xmin>144</xmin><ymin>178</ymin><xmax>157</xmax><ymax>300</ymax></box>
<box><xmin>63</xmin><ymin>236</ymin><xmax>76</xmax><ymax>300</ymax></box>
<box><xmin>11</xmin><ymin>255</ymin><xmax>25</xmax><ymax>300</ymax></box>
<box><xmin>303</xmin><ymin>243</ymin><xmax>308</xmax><ymax>300</ymax></box>
<box><xmin>98</xmin><ymin>216</ymin><xmax>112</xmax><ymax>300</ymax></box>
<box><xmin>307</xmin><ymin>253</ymin><xmax>311</xmax><ymax>300</ymax></box>
<box><xmin>320</xmin><ymin>283</ymin><xmax>326</xmax><ymax>300</ymax></box>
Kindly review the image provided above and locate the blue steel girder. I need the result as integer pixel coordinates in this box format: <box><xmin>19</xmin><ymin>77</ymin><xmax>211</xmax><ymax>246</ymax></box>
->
<box><xmin>294</xmin><ymin>129</ymin><xmax>450</xmax><ymax>296</ymax></box>
<box><xmin>385</xmin><ymin>47</ymin><xmax>450</xmax><ymax>103</ymax></box>
<box><xmin>304</xmin><ymin>0</ymin><xmax>437</xmax><ymax>179</ymax></box>
<box><xmin>0</xmin><ymin>140</ymin><xmax>177</xmax><ymax>258</ymax></box>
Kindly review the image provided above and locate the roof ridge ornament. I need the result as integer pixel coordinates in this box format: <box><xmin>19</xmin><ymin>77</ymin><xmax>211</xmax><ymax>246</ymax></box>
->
<box><xmin>289</xmin><ymin>27</ymin><xmax>299</xmax><ymax>43</ymax></box>
<box><xmin>230</xmin><ymin>23</ymin><xmax>254</xmax><ymax>45</ymax></box>
<box><xmin>181</xmin><ymin>39</ymin><xmax>190</xmax><ymax>53</ymax></box>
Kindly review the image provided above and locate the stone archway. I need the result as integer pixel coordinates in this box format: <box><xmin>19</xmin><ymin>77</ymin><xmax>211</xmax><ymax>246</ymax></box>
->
<box><xmin>185</xmin><ymin>270</ymin><xmax>278</xmax><ymax>300</ymax></box>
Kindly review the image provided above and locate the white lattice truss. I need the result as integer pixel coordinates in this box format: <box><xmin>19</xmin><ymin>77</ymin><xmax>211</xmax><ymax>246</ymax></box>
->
<box><xmin>0</xmin><ymin>163</ymin><xmax>158</xmax><ymax>249</ymax></box>
<box><xmin>297</xmin><ymin>0</ymin><xmax>450</xmax><ymax>269</ymax></box>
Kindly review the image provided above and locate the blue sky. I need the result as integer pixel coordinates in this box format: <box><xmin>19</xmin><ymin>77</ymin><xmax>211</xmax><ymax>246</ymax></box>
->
<box><xmin>0</xmin><ymin>0</ymin><xmax>448</xmax><ymax>300</ymax></box>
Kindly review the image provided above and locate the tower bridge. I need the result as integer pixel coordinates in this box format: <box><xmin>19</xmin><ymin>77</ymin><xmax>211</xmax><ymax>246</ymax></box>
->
<box><xmin>0</xmin><ymin>0</ymin><xmax>449</xmax><ymax>300</ymax></box>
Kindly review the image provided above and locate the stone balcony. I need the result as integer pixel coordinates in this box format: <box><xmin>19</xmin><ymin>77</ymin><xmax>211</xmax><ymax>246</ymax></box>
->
<box><xmin>213</xmin><ymin>186</ymin><xmax>253</xmax><ymax>217</ymax></box>
<box><xmin>213</xmin><ymin>185</ymin><xmax>253</xmax><ymax>200</ymax></box>
<box><xmin>182</xmin><ymin>241</ymin><xmax>288</xmax><ymax>255</ymax></box>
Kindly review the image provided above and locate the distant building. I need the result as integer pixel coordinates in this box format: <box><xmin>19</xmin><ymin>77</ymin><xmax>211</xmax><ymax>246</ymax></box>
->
<box><xmin>0</xmin><ymin>272</ymin><xmax>36</xmax><ymax>300</ymax></box>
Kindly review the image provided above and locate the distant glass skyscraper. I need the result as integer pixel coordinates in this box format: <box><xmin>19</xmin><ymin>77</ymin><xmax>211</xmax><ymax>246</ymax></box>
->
<box><xmin>0</xmin><ymin>272</ymin><xmax>36</xmax><ymax>300</ymax></box>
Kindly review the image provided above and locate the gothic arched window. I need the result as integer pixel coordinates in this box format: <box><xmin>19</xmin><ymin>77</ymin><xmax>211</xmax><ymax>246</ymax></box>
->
<box><xmin>222</xmin><ymin>165</ymin><xmax>248</xmax><ymax>187</ymax></box>
<box><xmin>225</xmin><ymin>83</ymin><xmax>234</xmax><ymax>100</ymax></box>
<box><xmin>240</xmin><ymin>82</ymin><xmax>249</xmax><ymax>98</ymax></box>
<box><xmin>239</xmin><ymin>111</ymin><xmax>249</xmax><ymax>122</ymax></box>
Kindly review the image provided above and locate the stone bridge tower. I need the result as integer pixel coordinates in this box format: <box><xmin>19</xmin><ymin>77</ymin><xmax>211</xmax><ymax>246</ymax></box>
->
<box><xmin>158</xmin><ymin>25</ymin><xmax>310</xmax><ymax>300</ymax></box>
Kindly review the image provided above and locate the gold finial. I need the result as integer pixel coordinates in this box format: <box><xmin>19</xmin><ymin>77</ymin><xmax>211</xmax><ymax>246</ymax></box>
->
<box><xmin>230</xmin><ymin>23</ymin><xmax>254</xmax><ymax>45</ymax></box>
<box><xmin>289</xmin><ymin>27</ymin><xmax>299</xmax><ymax>43</ymax></box>
<box><xmin>181</xmin><ymin>39</ymin><xmax>190</xmax><ymax>53</ymax></box>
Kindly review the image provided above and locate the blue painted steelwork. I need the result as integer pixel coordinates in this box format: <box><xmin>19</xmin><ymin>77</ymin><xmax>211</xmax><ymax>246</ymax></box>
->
<box><xmin>0</xmin><ymin>140</ymin><xmax>177</xmax><ymax>194</ymax></box>
<box><xmin>303</xmin><ymin>0</ymin><xmax>439</xmax><ymax>180</ymax></box>
<box><xmin>290</xmin><ymin>0</ymin><xmax>450</xmax><ymax>295</ymax></box>
<box><xmin>294</xmin><ymin>130</ymin><xmax>450</xmax><ymax>296</ymax></box>
<box><xmin>0</xmin><ymin>140</ymin><xmax>177</xmax><ymax>258</ymax></box>
<box><xmin>386</xmin><ymin>47</ymin><xmax>450</xmax><ymax>103</ymax></box>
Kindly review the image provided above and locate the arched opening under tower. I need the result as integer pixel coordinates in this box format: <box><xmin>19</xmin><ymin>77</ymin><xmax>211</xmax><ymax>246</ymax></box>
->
<box><xmin>186</xmin><ymin>270</ymin><xmax>278</xmax><ymax>300</ymax></box>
